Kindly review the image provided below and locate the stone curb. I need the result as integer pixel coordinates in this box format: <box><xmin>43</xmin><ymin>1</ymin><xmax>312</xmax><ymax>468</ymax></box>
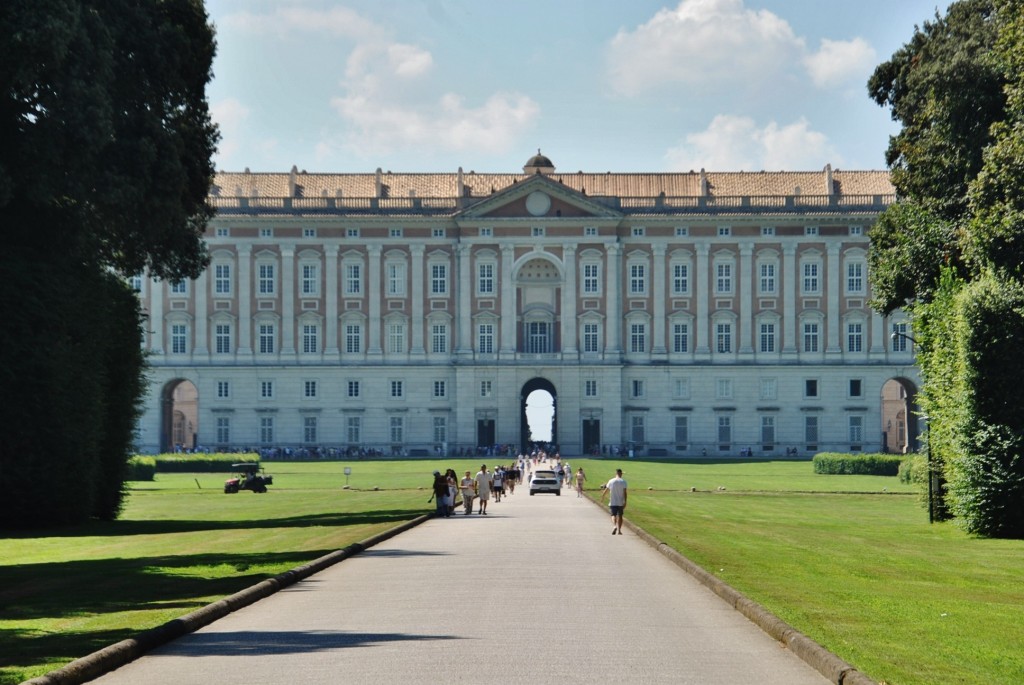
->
<box><xmin>22</xmin><ymin>514</ymin><xmax>432</xmax><ymax>685</ymax></box>
<box><xmin>591</xmin><ymin>494</ymin><xmax>878</xmax><ymax>685</ymax></box>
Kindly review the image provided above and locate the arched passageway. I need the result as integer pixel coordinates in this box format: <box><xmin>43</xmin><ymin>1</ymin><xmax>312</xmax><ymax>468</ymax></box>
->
<box><xmin>161</xmin><ymin>379</ymin><xmax>198</xmax><ymax>452</ymax></box>
<box><xmin>521</xmin><ymin>378</ymin><xmax>556</xmax><ymax>453</ymax></box>
<box><xmin>881</xmin><ymin>377</ymin><xmax>919</xmax><ymax>453</ymax></box>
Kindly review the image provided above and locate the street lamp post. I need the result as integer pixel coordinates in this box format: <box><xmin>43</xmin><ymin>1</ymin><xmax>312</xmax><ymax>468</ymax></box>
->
<box><xmin>891</xmin><ymin>329</ymin><xmax>935</xmax><ymax>523</ymax></box>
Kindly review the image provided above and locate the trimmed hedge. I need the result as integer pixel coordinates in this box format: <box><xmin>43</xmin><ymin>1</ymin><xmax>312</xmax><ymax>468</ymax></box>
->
<box><xmin>152</xmin><ymin>453</ymin><xmax>259</xmax><ymax>473</ymax></box>
<box><xmin>126</xmin><ymin>456</ymin><xmax>156</xmax><ymax>481</ymax></box>
<box><xmin>813</xmin><ymin>453</ymin><xmax>906</xmax><ymax>476</ymax></box>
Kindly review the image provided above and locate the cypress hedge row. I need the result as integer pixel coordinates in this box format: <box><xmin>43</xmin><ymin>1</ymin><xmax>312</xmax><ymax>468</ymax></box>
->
<box><xmin>812</xmin><ymin>453</ymin><xmax>906</xmax><ymax>476</ymax></box>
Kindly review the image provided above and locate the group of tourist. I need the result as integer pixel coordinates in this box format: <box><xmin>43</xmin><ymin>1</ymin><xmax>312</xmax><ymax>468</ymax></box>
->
<box><xmin>431</xmin><ymin>462</ymin><xmax>525</xmax><ymax>517</ymax></box>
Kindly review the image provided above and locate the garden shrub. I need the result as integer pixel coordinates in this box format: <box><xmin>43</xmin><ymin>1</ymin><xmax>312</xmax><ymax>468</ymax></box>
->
<box><xmin>813</xmin><ymin>453</ymin><xmax>905</xmax><ymax>476</ymax></box>
<box><xmin>153</xmin><ymin>453</ymin><xmax>259</xmax><ymax>473</ymax></box>
<box><xmin>126</xmin><ymin>456</ymin><xmax>156</xmax><ymax>481</ymax></box>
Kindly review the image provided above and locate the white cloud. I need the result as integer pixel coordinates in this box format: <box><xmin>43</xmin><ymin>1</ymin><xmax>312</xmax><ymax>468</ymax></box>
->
<box><xmin>210</xmin><ymin>98</ymin><xmax>251</xmax><ymax>167</ymax></box>
<box><xmin>607</xmin><ymin>0</ymin><xmax>803</xmax><ymax>96</ymax></box>
<box><xmin>221</xmin><ymin>6</ymin><xmax>383</xmax><ymax>40</ymax></box>
<box><xmin>665</xmin><ymin>114</ymin><xmax>840</xmax><ymax>171</ymax></box>
<box><xmin>803</xmin><ymin>38</ymin><xmax>877</xmax><ymax>88</ymax></box>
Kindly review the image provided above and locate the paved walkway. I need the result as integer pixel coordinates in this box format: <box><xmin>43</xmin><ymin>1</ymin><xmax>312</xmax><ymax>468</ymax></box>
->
<box><xmin>92</xmin><ymin>475</ymin><xmax>830</xmax><ymax>684</ymax></box>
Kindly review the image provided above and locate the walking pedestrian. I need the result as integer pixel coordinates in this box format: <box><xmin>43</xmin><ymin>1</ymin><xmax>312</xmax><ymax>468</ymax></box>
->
<box><xmin>575</xmin><ymin>467</ymin><xmax>586</xmax><ymax>497</ymax></box>
<box><xmin>600</xmin><ymin>468</ymin><xmax>628</xmax><ymax>534</ymax></box>
<box><xmin>475</xmin><ymin>464</ymin><xmax>492</xmax><ymax>515</ymax></box>
<box><xmin>460</xmin><ymin>470</ymin><xmax>476</xmax><ymax>515</ymax></box>
<box><xmin>431</xmin><ymin>471</ymin><xmax>450</xmax><ymax>517</ymax></box>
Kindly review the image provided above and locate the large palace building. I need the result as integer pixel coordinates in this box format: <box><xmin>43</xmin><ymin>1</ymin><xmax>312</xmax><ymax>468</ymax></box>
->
<box><xmin>135</xmin><ymin>153</ymin><xmax>920</xmax><ymax>457</ymax></box>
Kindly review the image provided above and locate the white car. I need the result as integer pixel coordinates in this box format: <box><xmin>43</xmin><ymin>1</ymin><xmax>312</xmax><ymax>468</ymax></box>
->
<box><xmin>529</xmin><ymin>470</ymin><xmax>561</xmax><ymax>496</ymax></box>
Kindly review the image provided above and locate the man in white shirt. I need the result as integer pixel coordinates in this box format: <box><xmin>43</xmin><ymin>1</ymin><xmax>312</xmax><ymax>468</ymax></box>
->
<box><xmin>474</xmin><ymin>464</ymin><xmax>492</xmax><ymax>515</ymax></box>
<box><xmin>600</xmin><ymin>468</ymin><xmax>628</xmax><ymax>535</ymax></box>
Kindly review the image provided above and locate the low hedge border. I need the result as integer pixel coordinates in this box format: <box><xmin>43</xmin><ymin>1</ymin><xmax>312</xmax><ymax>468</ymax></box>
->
<box><xmin>812</xmin><ymin>452</ymin><xmax>906</xmax><ymax>476</ymax></box>
<box><xmin>149</xmin><ymin>453</ymin><xmax>259</xmax><ymax>473</ymax></box>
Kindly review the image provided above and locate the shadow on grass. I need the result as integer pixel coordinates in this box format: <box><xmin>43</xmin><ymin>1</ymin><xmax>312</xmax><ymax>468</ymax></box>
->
<box><xmin>159</xmin><ymin>629</ymin><xmax>464</xmax><ymax>655</ymax></box>
<box><xmin>0</xmin><ymin>509</ymin><xmax>425</xmax><ymax>540</ymax></box>
<box><xmin>0</xmin><ymin>550</ymin><xmax>336</xmax><ymax>624</ymax></box>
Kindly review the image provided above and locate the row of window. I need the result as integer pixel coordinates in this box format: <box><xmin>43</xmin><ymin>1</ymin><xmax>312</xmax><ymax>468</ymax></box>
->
<box><xmin>168</xmin><ymin>320</ymin><xmax>913</xmax><ymax>357</ymax></box>
<box><xmin>214</xmin><ymin>414</ymin><xmax>447</xmax><ymax>446</ymax></box>
<box><xmin>144</xmin><ymin>254</ymin><xmax>867</xmax><ymax>299</ymax></box>
<box><xmin>217</xmin><ymin>378</ymin><xmax>449</xmax><ymax>401</ymax></box>
<box><xmin>628</xmin><ymin>414</ymin><xmax>866</xmax><ymax>450</ymax></box>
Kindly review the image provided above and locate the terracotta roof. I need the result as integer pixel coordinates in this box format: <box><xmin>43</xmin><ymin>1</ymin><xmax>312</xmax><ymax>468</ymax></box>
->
<box><xmin>211</xmin><ymin>168</ymin><xmax>893</xmax><ymax>200</ymax></box>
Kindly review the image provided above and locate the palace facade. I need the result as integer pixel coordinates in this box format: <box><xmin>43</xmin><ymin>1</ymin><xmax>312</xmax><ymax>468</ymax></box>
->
<box><xmin>135</xmin><ymin>153</ymin><xmax>919</xmax><ymax>457</ymax></box>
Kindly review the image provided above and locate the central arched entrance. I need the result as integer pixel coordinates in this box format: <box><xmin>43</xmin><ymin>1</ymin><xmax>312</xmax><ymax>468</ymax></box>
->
<box><xmin>521</xmin><ymin>377</ymin><xmax>556</xmax><ymax>453</ymax></box>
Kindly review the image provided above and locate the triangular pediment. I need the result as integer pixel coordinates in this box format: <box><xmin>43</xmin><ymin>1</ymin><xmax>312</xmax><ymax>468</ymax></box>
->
<box><xmin>457</xmin><ymin>174</ymin><xmax>622</xmax><ymax>220</ymax></box>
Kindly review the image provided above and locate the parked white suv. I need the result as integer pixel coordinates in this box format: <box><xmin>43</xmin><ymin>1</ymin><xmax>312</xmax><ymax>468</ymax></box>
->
<box><xmin>529</xmin><ymin>470</ymin><xmax>561</xmax><ymax>496</ymax></box>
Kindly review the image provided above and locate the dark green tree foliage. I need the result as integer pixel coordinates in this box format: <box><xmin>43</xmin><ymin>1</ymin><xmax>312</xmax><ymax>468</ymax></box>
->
<box><xmin>0</xmin><ymin>1</ymin><xmax>217</xmax><ymax>527</ymax></box>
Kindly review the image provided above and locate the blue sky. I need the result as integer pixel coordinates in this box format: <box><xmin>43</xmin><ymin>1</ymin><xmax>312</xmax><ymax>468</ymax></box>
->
<box><xmin>206</xmin><ymin>0</ymin><xmax>949</xmax><ymax>175</ymax></box>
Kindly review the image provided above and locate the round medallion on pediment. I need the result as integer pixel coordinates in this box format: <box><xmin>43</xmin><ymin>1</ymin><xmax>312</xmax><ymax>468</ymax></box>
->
<box><xmin>525</xmin><ymin>191</ymin><xmax>551</xmax><ymax>217</ymax></box>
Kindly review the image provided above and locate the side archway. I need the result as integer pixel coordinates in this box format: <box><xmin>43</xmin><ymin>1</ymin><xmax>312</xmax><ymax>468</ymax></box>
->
<box><xmin>161</xmin><ymin>379</ymin><xmax>198</xmax><ymax>452</ymax></box>
<box><xmin>880</xmin><ymin>377</ymin><xmax>919</xmax><ymax>453</ymax></box>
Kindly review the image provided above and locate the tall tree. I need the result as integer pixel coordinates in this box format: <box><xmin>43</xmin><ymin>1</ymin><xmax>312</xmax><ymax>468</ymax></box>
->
<box><xmin>0</xmin><ymin>0</ymin><xmax>218</xmax><ymax>527</ymax></box>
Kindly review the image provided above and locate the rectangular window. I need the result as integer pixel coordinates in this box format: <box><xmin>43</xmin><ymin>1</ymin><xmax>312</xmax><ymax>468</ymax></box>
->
<box><xmin>672</xmin><ymin>264</ymin><xmax>689</xmax><ymax>295</ymax></box>
<box><xmin>805</xmin><ymin>226</ymin><xmax>819</xmax><ymax>236</ymax></box>
<box><xmin>526</xmin><ymin>321</ymin><xmax>551</xmax><ymax>354</ymax></box>
<box><xmin>216</xmin><ymin>381</ymin><xmax>230</xmax><ymax>399</ymax></box>
<box><xmin>304</xmin><ymin>416</ymin><xmax>318</xmax><ymax>443</ymax></box>
<box><xmin>760</xmin><ymin>378</ymin><xmax>777</xmax><ymax>400</ymax></box>
<box><xmin>845</xmin><ymin>416</ymin><xmax>864</xmax><ymax>449</ymax></box>
<box><xmin>433</xmin><ymin>416</ymin><xmax>447</xmax><ymax>444</ymax></box>
<box><xmin>847</xmin><ymin>322</ymin><xmax>863</xmax><ymax>352</ymax></box>
<box><xmin>478</xmin><ymin>323</ymin><xmax>494</xmax><ymax>354</ymax></box>
<box><xmin>675</xmin><ymin>226</ymin><xmax>689</xmax><ymax>236</ymax></box>
<box><xmin>260</xmin><ymin>228</ymin><xmax>273</xmax><ymax>238</ymax></box>
<box><xmin>345</xmin><ymin>324</ymin><xmax>361</xmax><ymax>353</ymax></box>
<box><xmin>892</xmin><ymin>322</ymin><xmax>909</xmax><ymax>352</ymax></box>
<box><xmin>258</xmin><ymin>263</ymin><xmax>276</xmax><ymax>295</ymax></box>
<box><xmin>583</xmin><ymin>323</ymin><xmax>599</xmax><ymax>353</ymax></box>
<box><xmin>433</xmin><ymin>380</ymin><xmax>446</xmax><ymax>398</ymax></box>
<box><xmin>216</xmin><ymin>227</ymin><xmax>229</xmax><ymax>238</ymax></box>
<box><xmin>759</xmin><ymin>322</ymin><xmax>776</xmax><ymax>353</ymax></box>
<box><xmin>347</xmin><ymin>380</ymin><xmax>360</xmax><ymax>398</ymax></box>
<box><xmin>346</xmin><ymin>228</ymin><xmax>359</xmax><ymax>238</ymax></box>
<box><xmin>479</xmin><ymin>227</ymin><xmax>493</xmax><ymax>237</ymax></box>
<box><xmin>716</xmin><ymin>322</ymin><xmax>732</xmax><ymax>353</ymax></box>
<box><xmin>260</xmin><ymin>380</ymin><xmax>274</xmax><ymax>398</ymax></box>
<box><xmin>215</xmin><ymin>324</ymin><xmax>232</xmax><ymax>354</ymax></box>
<box><xmin>632</xmin><ymin>226</ymin><xmax>645</xmax><ymax>237</ymax></box>
<box><xmin>259</xmin><ymin>324</ymin><xmax>275</xmax><ymax>354</ymax></box>
<box><xmin>716</xmin><ymin>263</ymin><xmax>732</xmax><ymax>294</ymax></box>
<box><xmin>431</xmin><ymin>263</ymin><xmax>448</xmax><ymax>295</ymax></box>
<box><xmin>480</xmin><ymin>380</ymin><xmax>492</xmax><ymax>397</ymax></box>
<box><xmin>803</xmin><ymin>322</ymin><xmax>819</xmax><ymax>353</ymax></box>
<box><xmin>432</xmin><ymin>227</ymin><xmax>445</xmax><ymax>238</ymax></box>
<box><xmin>388</xmin><ymin>323</ymin><xmax>405</xmax><ymax>354</ymax></box>
<box><xmin>390</xmin><ymin>416</ymin><xmax>404</xmax><ymax>443</ymax></box>
<box><xmin>629</xmin><ymin>264</ymin><xmax>646</xmax><ymax>295</ymax></box>
<box><xmin>583</xmin><ymin>264</ymin><xmax>600</xmax><ymax>294</ymax></box>
<box><xmin>301</xmin><ymin>264</ymin><xmax>319</xmax><ymax>296</ymax></box>
<box><xmin>345</xmin><ymin>263</ymin><xmax>361</xmax><ymax>295</ymax></box>
<box><xmin>717</xmin><ymin>416</ymin><xmax>732</xmax><ymax>451</ymax></box>
<box><xmin>431</xmin><ymin>323</ymin><xmax>447</xmax><ymax>354</ymax></box>
<box><xmin>718</xmin><ymin>226</ymin><xmax>731</xmax><ymax>237</ymax></box>
<box><xmin>847</xmin><ymin>262</ymin><xmax>864</xmax><ymax>294</ymax></box>
<box><xmin>346</xmin><ymin>416</ymin><xmax>361</xmax><ymax>443</ymax></box>
<box><xmin>171</xmin><ymin>324</ymin><xmax>187</xmax><ymax>354</ymax></box>
<box><xmin>387</xmin><ymin>263</ymin><xmax>405</xmax><ymax>297</ymax></box>
<box><xmin>584</xmin><ymin>380</ymin><xmax>598</xmax><ymax>397</ymax></box>
<box><xmin>629</xmin><ymin>323</ymin><xmax>646</xmax><ymax>353</ymax></box>
<box><xmin>129</xmin><ymin>274</ymin><xmax>143</xmax><ymax>292</ymax></box>
<box><xmin>631</xmin><ymin>379</ymin><xmax>644</xmax><ymax>398</ymax></box>
<box><xmin>260</xmin><ymin>417</ymin><xmax>274</xmax><ymax>444</ymax></box>
<box><xmin>716</xmin><ymin>378</ymin><xmax>732</xmax><ymax>400</ymax></box>
<box><xmin>631</xmin><ymin>415</ymin><xmax>645</xmax><ymax>444</ymax></box>
<box><xmin>674</xmin><ymin>416</ymin><xmax>688</xmax><ymax>448</ymax></box>
<box><xmin>390</xmin><ymin>228</ymin><xmax>403</xmax><ymax>238</ymax></box>
<box><xmin>672</xmin><ymin>322</ymin><xmax>689</xmax><ymax>353</ymax></box>
<box><xmin>532</xmin><ymin>226</ymin><xmax>545</xmax><ymax>237</ymax></box>
<box><xmin>303</xmin><ymin>228</ymin><xmax>316</xmax><ymax>238</ymax></box>
<box><xmin>849</xmin><ymin>379</ymin><xmax>863</xmax><ymax>397</ymax></box>
<box><xmin>850</xmin><ymin>226</ymin><xmax>863</xmax><ymax>236</ymax></box>
<box><xmin>390</xmin><ymin>380</ymin><xmax>404</xmax><ymax>398</ymax></box>
<box><xmin>805</xmin><ymin>416</ymin><xmax>819</xmax><ymax>449</ymax></box>
<box><xmin>802</xmin><ymin>263</ymin><xmax>820</xmax><ymax>293</ymax></box>
<box><xmin>478</xmin><ymin>263</ymin><xmax>494</xmax><ymax>295</ymax></box>
<box><xmin>302</xmin><ymin>324</ymin><xmax>318</xmax><ymax>354</ymax></box>
<box><xmin>214</xmin><ymin>264</ymin><xmax>231</xmax><ymax>295</ymax></box>
<box><xmin>171</xmin><ymin>280</ymin><xmax>188</xmax><ymax>295</ymax></box>
<box><xmin>304</xmin><ymin>380</ymin><xmax>317</xmax><ymax>398</ymax></box>
<box><xmin>761</xmin><ymin>416</ymin><xmax>775</xmax><ymax>451</ymax></box>
<box><xmin>805</xmin><ymin>379</ymin><xmax>818</xmax><ymax>398</ymax></box>
<box><xmin>761</xmin><ymin>226</ymin><xmax>775</xmax><ymax>236</ymax></box>
<box><xmin>759</xmin><ymin>263</ymin><xmax>776</xmax><ymax>293</ymax></box>
<box><xmin>674</xmin><ymin>378</ymin><xmax>690</xmax><ymax>399</ymax></box>
<box><xmin>216</xmin><ymin>416</ymin><xmax>230</xmax><ymax>444</ymax></box>
<box><xmin>584</xmin><ymin>226</ymin><xmax>598</xmax><ymax>236</ymax></box>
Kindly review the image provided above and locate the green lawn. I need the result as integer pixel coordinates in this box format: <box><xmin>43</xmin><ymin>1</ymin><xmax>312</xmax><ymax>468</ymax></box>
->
<box><xmin>2</xmin><ymin>458</ymin><xmax>1022</xmax><ymax>685</ymax></box>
